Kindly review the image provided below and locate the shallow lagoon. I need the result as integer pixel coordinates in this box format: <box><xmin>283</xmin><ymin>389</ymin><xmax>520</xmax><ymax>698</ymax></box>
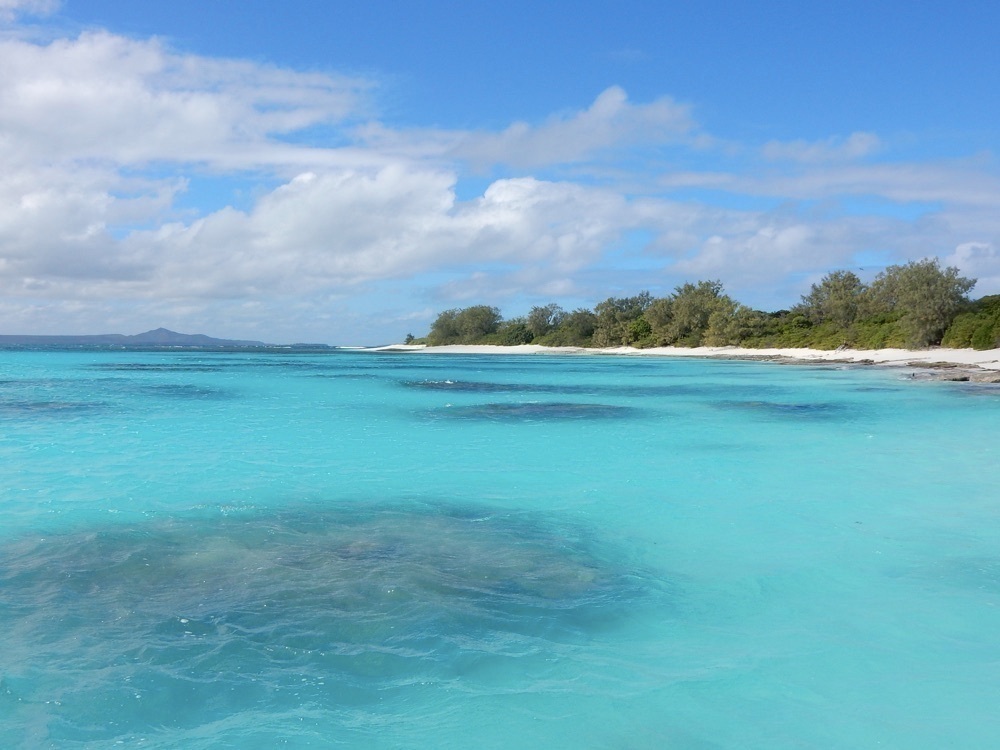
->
<box><xmin>1</xmin><ymin>349</ymin><xmax>999</xmax><ymax>748</ymax></box>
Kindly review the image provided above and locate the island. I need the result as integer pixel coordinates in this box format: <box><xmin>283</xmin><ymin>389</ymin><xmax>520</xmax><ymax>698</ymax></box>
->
<box><xmin>0</xmin><ymin>328</ymin><xmax>268</xmax><ymax>349</ymax></box>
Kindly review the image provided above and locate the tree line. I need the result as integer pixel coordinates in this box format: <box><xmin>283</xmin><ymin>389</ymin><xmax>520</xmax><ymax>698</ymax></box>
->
<box><xmin>416</xmin><ymin>259</ymin><xmax>1000</xmax><ymax>351</ymax></box>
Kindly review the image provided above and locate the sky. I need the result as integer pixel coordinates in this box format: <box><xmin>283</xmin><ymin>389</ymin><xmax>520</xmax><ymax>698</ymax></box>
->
<box><xmin>1</xmin><ymin>0</ymin><xmax>998</xmax><ymax>344</ymax></box>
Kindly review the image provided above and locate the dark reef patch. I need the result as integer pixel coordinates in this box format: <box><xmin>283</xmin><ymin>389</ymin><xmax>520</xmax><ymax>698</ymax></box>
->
<box><xmin>403</xmin><ymin>379</ymin><xmax>723</xmax><ymax>398</ymax></box>
<box><xmin>714</xmin><ymin>399</ymin><xmax>849</xmax><ymax>419</ymax></box>
<box><xmin>88</xmin><ymin>362</ymin><xmax>226</xmax><ymax>373</ymax></box>
<box><xmin>0</xmin><ymin>399</ymin><xmax>107</xmax><ymax>418</ymax></box>
<box><xmin>403</xmin><ymin>379</ymin><xmax>562</xmax><ymax>393</ymax></box>
<box><xmin>1</xmin><ymin>504</ymin><xmax>644</xmax><ymax>634</ymax></box>
<box><xmin>320</xmin><ymin>372</ymin><xmax>386</xmax><ymax>380</ymax></box>
<box><xmin>128</xmin><ymin>382</ymin><xmax>232</xmax><ymax>400</ymax></box>
<box><xmin>0</xmin><ymin>503</ymin><xmax>658</xmax><ymax>737</ymax></box>
<box><xmin>424</xmin><ymin>401</ymin><xmax>640</xmax><ymax>421</ymax></box>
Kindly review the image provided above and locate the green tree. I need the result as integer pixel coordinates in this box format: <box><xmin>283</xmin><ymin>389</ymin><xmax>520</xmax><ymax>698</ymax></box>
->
<box><xmin>526</xmin><ymin>304</ymin><xmax>565</xmax><ymax>340</ymax></box>
<box><xmin>628</xmin><ymin>316</ymin><xmax>653</xmax><ymax>344</ymax></box>
<box><xmin>426</xmin><ymin>305</ymin><xmax>502</xmax><ymax>345</ymax></box>
<box><xmin>538</xmin><ymin>308</ymin><xmax>597</xmax><ymax>347</ymax></box>
<box><xmin>704</xmin><ymin>301</ymin><xmax>769</xmax><ymax>346</ymax></box>
<box><xmin>666</xmin><ymin>280</ymin><xmax>730</xmax><ymax>346</ymax></box>
<box><xmin>797</xmin><ymin>270</ymin><xmax>865</xmax><ymax>328</ymax></box>
<box><xmin>456</xmin><ymin>305</ymin><xmax>502</xmax><ymax>343</ymax></box>
<box><xmin>866</xmin><ymin>259</ymin><xmax>976</xmax><ymax>347</ymax></box>
<box><xmin>493</xmin><ymin>319</ymin><xmax>535</xmax><ymax>345</ymax></box>
<box><xmin>942</xmin><ymin>295</ymin><xmax>1000</xmax><ymax>350</ymax></box>
<box><xmin>644</xmin><ymin>297</ymin><xmax>674</xmax><ymax>345</ymax></box>
<box><xmin>426</xmin><ymin>309</ymin><xmax>461</xmax><ymax>345</ymax></box>
<box><xmin>592</xmin><ymin>292</ymin><xmax>653</xmax><ymax>347</ymax></box>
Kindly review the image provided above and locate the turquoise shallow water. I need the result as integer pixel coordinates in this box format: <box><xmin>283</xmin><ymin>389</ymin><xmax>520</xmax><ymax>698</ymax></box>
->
<box><xmin>1</xmin><ymin>349</ymin><xmax>999</xmax><ymax>748</ymax></box>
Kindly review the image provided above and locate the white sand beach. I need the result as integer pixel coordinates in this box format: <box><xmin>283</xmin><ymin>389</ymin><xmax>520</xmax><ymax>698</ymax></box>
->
<box><xmin>371</xmin><ymin>343</ymin><xmax>1000</xmax><ymax>377</ymax></box>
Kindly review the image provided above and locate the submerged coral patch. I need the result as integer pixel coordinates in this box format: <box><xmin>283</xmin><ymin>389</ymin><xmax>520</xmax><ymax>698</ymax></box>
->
<box><xmin>427</xmin><ymin>401</ymin><xmax>639</xmax><ymax>421</ymax></box>
<box><xmin>88</xmin><ymin>362</ymin><xmax>225</xmax><ymax>373</ymax></box>
<box><xmin>0</xmin><ymin>503</ymin><xmax>656</xmax><ymax>739</ymax></box>
<box><xmin>714</xmin><ymin>399</ymin><xmax>848</xmax><ymax>419</ymax></box>
<box><xmin>403</xmin><ymin>379</ymin><xmax>776</xmax><ymax>400</ymax></box>
<box><xmin>129</xmin><ymin>383</ymin><xmax>232</xmax><ymax>400</ymax></box>
<box><xmin>0</xmin><ymin>399</ymin><xmax>107</xmax><ymax>418</ymax></box>
<box><xmin>1</xmin><ymin>504</ymin><xmax>641</xmax><ymax>629</ymax></box>
<box><xmin>403</xmin><ymin>379</ymin><xmax>556</xmax><ymax>393</ymax></box>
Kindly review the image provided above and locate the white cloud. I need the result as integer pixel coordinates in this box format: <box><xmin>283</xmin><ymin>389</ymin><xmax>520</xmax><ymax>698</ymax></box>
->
<box><xmin>0</xmin><ymin>166</ymin><xmax>633</xmax><ymax>305</ymax></box>
<box><xmin>0</xmin><ymin>163</ymin><xmax>174</xmax><ymax>288</ymax></box>
<box><xmin>762</xmin><ymin>132</ymin><xmax>881</xmax><ymax>163</ymax></box>
<box><xmin>945</xmin><ymin>241</ymin><xmax>1000</xmax><ymax>296</ymax></box>
<box><xmin>657</xmin><ymin>157</ymin><xmax>1000</xmax><ymax>211</ymax></box>
<box><xmin>355</xmin><ymin>86</ymin><xmax>697</xmax><ymax>171</ymax></box>
<box><xmin>0</xmin><ymin>31</ymin><xmax>372</xmax><ymax>168</ymax></box>
<box><xmin>451</xmin><ymin>86</ymin><xmax>696</xmax><ymax>169</ymax></box>
<box><xmin>751</xmin><ymin>161</ymin><xmax>1000</xmax><ymax>208</ymax></box>
<box><xmin>0</xmin><ymin>0</ymin><xmax>57</xmax><ymax>22</ymax></box>
<box><xmin>673</xmin><ymin>221</ymin><xmax>844</xmax><ymax>284</ymax></box>
<box><xmin>0</xmin><ymin>21</ymin><xmax>997</xmax><ymax>342</ymax></box>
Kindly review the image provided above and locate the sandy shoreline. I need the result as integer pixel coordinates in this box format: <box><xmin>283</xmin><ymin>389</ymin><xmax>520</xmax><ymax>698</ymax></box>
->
<box><xmin>370</xmin><ymin>343</ymin><xmax>1000</xmax><ymax>380</ymax></box>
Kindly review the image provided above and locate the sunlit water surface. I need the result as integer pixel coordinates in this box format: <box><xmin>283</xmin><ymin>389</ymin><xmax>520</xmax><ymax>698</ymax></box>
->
<box><xmin>1</xmin><ymin>349</ymin><xmax>999</xmax><ymax>748</ymax></box>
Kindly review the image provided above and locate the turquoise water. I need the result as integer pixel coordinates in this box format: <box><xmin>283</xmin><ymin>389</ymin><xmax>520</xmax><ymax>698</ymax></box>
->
<box><xmin>1</xmin><ymin>349</ymin><xmax>999</xmax><ymax>749</ymax></box>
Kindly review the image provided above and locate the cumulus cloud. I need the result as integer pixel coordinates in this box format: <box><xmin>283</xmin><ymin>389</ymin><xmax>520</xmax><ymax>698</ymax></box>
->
<box><xmin>108</xmin><ymin>168</ymin><xmax>634</xmax><ymax>302</ymax></box>
<box><xmin>0</xmin><ymin>160</ymin><xmax>636</xmax><ymax>308</ymax></box>
<box><xmin>0</xmin><ymin>26</ymin><xmax>651</xmax><ymax>336</ymax></box>
<box><xmin>0</xmin><ymin>31</ymin><xmax>372</xmax><ymax>168</ymax></box>
<box><xmin>0</xmin><ymin>163</ymin><xmax>174</xmax><ymax>287</ymax></box>
<box><xmin>1</xmin><ymin>20</ymin><xmax>998</xmax><ymax>341</ymax></box>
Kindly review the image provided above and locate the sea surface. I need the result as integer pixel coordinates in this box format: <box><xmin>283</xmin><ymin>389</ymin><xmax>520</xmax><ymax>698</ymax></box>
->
<box><xmin>1</xmin><ymin>348</ymin><xmax>998</xmax><ymax>749</ymax></box>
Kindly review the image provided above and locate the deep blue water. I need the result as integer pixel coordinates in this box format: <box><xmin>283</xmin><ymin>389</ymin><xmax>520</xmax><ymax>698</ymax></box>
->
<box><xmin>1</xmin><ymin>349</ymin><xmax>999</xmax><ymax>748</ymax></box>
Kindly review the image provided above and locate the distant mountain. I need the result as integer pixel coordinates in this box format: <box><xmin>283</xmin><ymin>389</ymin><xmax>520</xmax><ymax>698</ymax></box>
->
<box><xmin>125</xmin><ymin>328</ymin><xmax>267</xmax><ymax>347</ymax></box>
<box><xmin>0</xmin><ymin>328</ymin><xmax>269</xmax><ymax>348</ymax></box>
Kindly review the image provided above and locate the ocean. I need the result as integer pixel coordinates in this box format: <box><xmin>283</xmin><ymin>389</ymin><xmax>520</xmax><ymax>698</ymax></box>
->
<box><xmin>1</xmin><ymin>348</ymin><xmax>998</xmax><ymax>748</ymax></box>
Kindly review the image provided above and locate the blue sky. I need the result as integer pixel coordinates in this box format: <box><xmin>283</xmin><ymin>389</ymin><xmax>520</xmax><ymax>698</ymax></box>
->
<box><xmin>1</xmin><ymin>0</ymin><xmax>998</xmax><ymax>343</ymax></box>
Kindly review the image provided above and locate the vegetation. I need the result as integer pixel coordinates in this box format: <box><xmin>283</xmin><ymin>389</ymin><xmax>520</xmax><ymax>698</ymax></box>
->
<box><xmin>426</xmin><ymin>305</ymin><xmax>502</xmax><ymax>345</ymax></box>
<box><xmin>941</xmin><ymin>295</ymin><xmax>1000</xmax><ymax>350</ymax></box>
<box><xmin>418</xmin><ymin>259</ymin><xmax>987</xmax><ymax>351</ymax></box>
<box><xmin>865</xmin><ymin>259</ymin><xmax>976</xmax><ymax>347</ymax></box>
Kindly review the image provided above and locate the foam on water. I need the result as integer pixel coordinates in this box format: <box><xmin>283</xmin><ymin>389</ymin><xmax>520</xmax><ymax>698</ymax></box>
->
<box><xmin>2</xmin><ymin>349</ymin><xmax>1000</xmax><ymax>748</ymax></box>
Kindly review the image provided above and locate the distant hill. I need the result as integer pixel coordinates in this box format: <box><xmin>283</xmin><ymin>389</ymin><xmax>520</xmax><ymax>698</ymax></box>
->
<box><xmin>0</xmin><ymin>328</ymin><xmax>269</xmax><ymax>348</ymax></box>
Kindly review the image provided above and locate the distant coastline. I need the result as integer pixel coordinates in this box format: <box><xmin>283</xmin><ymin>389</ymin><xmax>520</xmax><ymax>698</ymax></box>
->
<box><xmin>0</xmin><ymin>328</ymin><xmax>338</xmax><ymax>350</ymax></box>
<box><xmin>0</xmin><ymin>328</ymin><xmax>265</xmax><ymax>348</ymax></box>
<box><xmin>0</xmin><ymin>327</ymin><xmax>331</xmax><ymax>350</ymax></box>
<box><xmin>6</xmin><ymin>328</ymin><xmax>998</xmax><ymax>382</ymax></box>
<box><xmin>371</xmin><ymin>343</ymin><xmax>1000</xmax><ymax>382</ymax></box>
